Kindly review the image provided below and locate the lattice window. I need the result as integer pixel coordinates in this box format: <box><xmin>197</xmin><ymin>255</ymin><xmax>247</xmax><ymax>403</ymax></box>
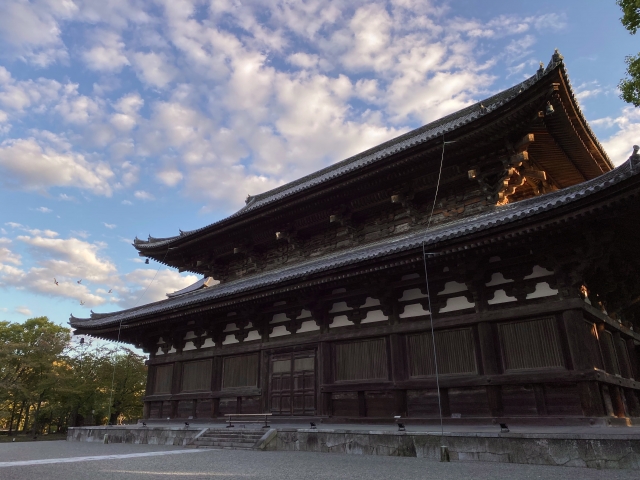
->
<box><xmin>154</xmin><ymin>364</ymin><xmax>173</xmax><ymax>394</ymax></box>
<box><xmin>335</xmin><ymin>338</ymin><xmax>388</xmax><ymax>381</ymax></box>
<box><xmin>408</xmin><ymin>328</ymin><xmax>477</xmax><ymax>377</ymax></box>
<box><xmin>222</xmin><ymin>354</ymin><xmax>259</xmax><ymax>389</ymax></box>
<box><xmin>181</xmin><ymin>359</ymin><xmax>212</xmax><ymax>392</ymax></box>
<box><xmin>499</xmin><ymin>317</ymin><xmax>564</xmax><ymax>370</ymax></box>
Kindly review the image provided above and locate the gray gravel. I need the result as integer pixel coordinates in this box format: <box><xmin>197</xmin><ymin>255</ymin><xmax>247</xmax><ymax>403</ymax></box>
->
<box><xmin>0</xmin><ymin>441</ymin><xmax>637</xmax><ymax>479</ymax></box>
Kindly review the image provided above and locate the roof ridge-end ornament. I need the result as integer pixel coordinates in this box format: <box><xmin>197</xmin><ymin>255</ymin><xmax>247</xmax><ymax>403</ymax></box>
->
<box><xmin>630</xmin><ymin>145</ymin><xmax>640</xmax><ymax>172</ymax></box>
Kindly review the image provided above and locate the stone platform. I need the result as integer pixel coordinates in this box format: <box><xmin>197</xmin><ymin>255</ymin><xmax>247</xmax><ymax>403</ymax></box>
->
<box><xmin>67</xmin><ymin>422</ymin><xmax>640</xmax><ymax>470</ymax></box>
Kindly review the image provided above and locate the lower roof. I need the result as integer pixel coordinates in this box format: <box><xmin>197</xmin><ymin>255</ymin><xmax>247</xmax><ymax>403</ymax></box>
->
<box><xmin>71</xmin><ymin>159</ymin><xmax>639</xmax><ymax>331</ymax></box>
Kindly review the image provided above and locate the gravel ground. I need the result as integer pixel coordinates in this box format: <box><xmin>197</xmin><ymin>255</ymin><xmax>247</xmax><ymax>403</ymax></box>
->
<box><xmin>0</xmin><ymin>441</ymin><xmax>637</xmax><ymax>480</ymax></box>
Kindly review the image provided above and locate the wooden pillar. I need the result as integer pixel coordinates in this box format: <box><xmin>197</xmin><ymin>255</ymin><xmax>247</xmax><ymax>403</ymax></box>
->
<box><xmin>562</xmin><ymin>309</ymin><xmax>588</xmax><ymax>371</ymax></box>
<box><xmin>624</xmin><ymin>388</ymin><xmax>640</xmax><ymax>417</ymax></box>
<box><xmin>317</xmin><ymin>342</ymin><xmax>332</xmax><ymax>416</ymax></box>
<box><xmin>626</xmin><ymin>339</ymin><xmax>639</xmax><ymax>380</ymax></box>
<box><xmin>578</xmin><ymin>381</ymin><xmax>605</xmax><ymax>417</ymax></box>
<box><xmin>389</xmin><ymin>334</ymin><xmax>407</xmax><ymax>416</ymax></box>
<box><xmin>358</xmin><ymin>391</ymin><xmax>366</xmax><ymax>417</ymax></box>
<box><xmin>259</xmin><ymin>349</ymin><xmax>270</xmax><ymax>414</ymax></box>
<box><xmin>211</xmin><ymin>356</ymin><xmax>222</xmax><ymax>418</ymax></box>
<box><xmin>533</xmin><ymin>385</ymin><xmax>548</xmax><ymax>415</ymax></box>
<box><xmin>477</xmin><ymin>322</ymin><xmax>500</xmax><ymax>375</ymax></box>
<box><xmin>601</xmin><ymin>385</ymin><xmax>615</xmax><ymax>417</ymax></box>
<box><xmin>613</xmin><ymin>332</ymin><xmax>633</xmax><ymax>379</ymax></box>
<box><xmin>486</xmin><ymin>386</ymin><xmax>503</xmax><ymax>417</ymax></box>
<box><xmin>610</xmin><ymin>386</ymin><xmax>628</xmax><ymax>417</ymax></box>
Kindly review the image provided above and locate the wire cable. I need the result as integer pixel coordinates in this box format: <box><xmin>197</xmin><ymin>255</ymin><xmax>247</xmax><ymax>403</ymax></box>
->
<box><xmin>106</xmin><ymin>249</ymin><xmax>170</xmax><ymax>425</ymax></box>
<box><xmin>421</xmin><ymin>136</ymin><xmax>454</xmax><ymax>438</ymax></box>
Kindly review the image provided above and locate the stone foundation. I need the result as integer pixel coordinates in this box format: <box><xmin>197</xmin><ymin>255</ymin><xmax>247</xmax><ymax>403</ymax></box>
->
<box><xmin>67</xmin><ymin>426</ymin><xmax>640</xmax><ymax>469</ymax></box>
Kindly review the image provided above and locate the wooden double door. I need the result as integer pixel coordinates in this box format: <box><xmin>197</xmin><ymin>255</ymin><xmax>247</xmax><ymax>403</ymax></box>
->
<box><xmin>270</xmin><ymin>350</ymin><xmax>316</xmax><ymax>415</ymax></box>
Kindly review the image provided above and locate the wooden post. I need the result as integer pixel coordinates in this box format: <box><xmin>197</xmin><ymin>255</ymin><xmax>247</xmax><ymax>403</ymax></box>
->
<box><xmin>486</xmin><ymin>386</ymin><xmax>503</xmax><ymax>417</ymax></box>
<box><xmin>358</xmin><ymin>391</ymin><xmax>366</xmax><ymax>417</ymax></box>
<box><xmin>317</xmin><ymin>342</ymin><xmax>331</xmax><ymax>416</ymax></box>
<box><xmin>477</xmin><ymin>322</ymin><xmax>500</xmax><ymax>375</ymax></box>
<box><xmin>259</xmin><ymin>349</ymin><xmax>270</xmax><ymax>414</ymax></box>
<box><xmin>211</xmin><ymin>356</ymin><xmax>223</xmax><ymax>418</ymax></box>
<box><xmin>533</xmin><ymin>384</ymin><xmax>548</xmax><ymax>415</ymax></box>
<box><xmin>624</xmin><ymin>388</ymin><xmax>640</xmax><ymax>417</ymax></box>
<box><xmin>577</xmin><ymin>381</ymin><xmax>604</xmax><ymax>417</ymax></box>
<box><xmin>613</xmin><ymin>332</ymin><xmax>633</xmax><ymax>379</ymax></box>
<box><xmin>626</xmin><ymin>339</ymin><xmax>639</xmax><ymax>380</ymax></box>
<box><xmin>562</xmin><ymin>309</ymin><xmax>587</xmax><ymax>370</ymax></box>
<box><xmin>609</xmin><ymin>386</ymin><xmax>628</xmax><ymax>417</ymax></box>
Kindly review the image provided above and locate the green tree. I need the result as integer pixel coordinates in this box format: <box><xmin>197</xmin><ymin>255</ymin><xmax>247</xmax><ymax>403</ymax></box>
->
<box><xmin>618</xmin><ymin>0</ymin><xmax>640</xmax><ymax>105</ymax></box>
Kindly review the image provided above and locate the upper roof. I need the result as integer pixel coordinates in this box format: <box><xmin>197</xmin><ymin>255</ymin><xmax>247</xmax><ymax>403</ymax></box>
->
<box><xmin>134</xmin><ymin>50</ymin><xmax>612</xmax><ymax>253</ymax></box>
<box><xmin>71</xmin><ymin>157</ymin><xmax>638</xmax><ymax>331</ymax></box>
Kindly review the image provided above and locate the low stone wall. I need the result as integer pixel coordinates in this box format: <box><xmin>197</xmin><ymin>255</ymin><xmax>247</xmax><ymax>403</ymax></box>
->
<box><xmin>67</xmin><ymin>426</ymin><xmax>640</xmax><ymax>469</ymax></box>
<box><xmin>67</xmin><ymin>426</ymin><xmax>203</xmax><ymax>446</ymax></box>
<box><xmin>266</xmin><ymin>429</ymin><xmax>640</xmax><ymax>470</ymax></box>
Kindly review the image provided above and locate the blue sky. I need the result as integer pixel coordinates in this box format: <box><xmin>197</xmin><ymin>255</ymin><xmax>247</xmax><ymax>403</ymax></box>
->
<box><xmin>0</xmin><ymin>0</ymin><xmax>638</xmax><ymax>329</ymax></box>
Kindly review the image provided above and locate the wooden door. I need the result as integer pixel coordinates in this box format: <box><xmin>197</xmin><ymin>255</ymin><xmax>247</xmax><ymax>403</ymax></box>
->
<box><xmin>270</xmin><ymin>351</ymin><xmax>316</xmax><ymax>415</ymax></box>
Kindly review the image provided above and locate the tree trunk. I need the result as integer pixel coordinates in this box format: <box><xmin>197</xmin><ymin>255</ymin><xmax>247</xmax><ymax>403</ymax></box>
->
<box><xmin>7</xmin><ymin>401</ymin><xmax>17</xmax><ymax>435</ymax></box>
<box><xmin>22</xmin><ymin>403</ymin><xmax>32</xmax><ymax>433</ymax></box>
<box><xmin>31</xmin><ymin>397</ymin><xmax>43</xmax><ymax>437</ymax></box>
<box><xmin>15</xmin><ymin>400</ymin><xmax>25</xmax><ymax>434</ymax></box>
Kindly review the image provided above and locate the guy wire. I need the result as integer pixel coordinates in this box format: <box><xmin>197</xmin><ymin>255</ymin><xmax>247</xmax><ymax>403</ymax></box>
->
<box><xmin>107</xmin><ymin>248</ymin><xmax>170</xmax><ymax>425</ymax></box>
<box><xmin>421</xmin><ymin>135</ymin><xmax>453</xmax><ymax>438</ymax></box>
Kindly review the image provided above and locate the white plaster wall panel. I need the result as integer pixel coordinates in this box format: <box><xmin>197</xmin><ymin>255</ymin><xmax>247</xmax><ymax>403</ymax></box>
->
<box><xmin>157</xmin><ymin>337</ymin><xmax>165</xmax><ymax>344</ymax></box>
<box><xmin>168</xmin><ymin>347</ymin><xmax>176</xmax><ymax>354</ymax></box>
<box><xmin>439</xmin><ymin>296</ymin><xmax>475</xmax><ymax>312</ymax></box>
<box><xmin>399</xmin><ymin>303</ymin><xmax>430</xmax><ymax>318</ymax></box>
<box><xmin>270</xmin><ymin>325</ymin><xmax>291</xmax><ymax>337</ymax></box>
<box><xmin>183</xmin><ymin>341</ymin><xmax>197</xmax><ymax>351</ymax></box>
<box><xmin>526</xmin><ymin>282</ymin><xmax>559</xmax><ymax>299</ymax></box>
<box><xmin>222</xmin><ymin>334</ymin><xmax>239</xmax><ymax>345</ymax></box>
<box><xmin>245</xmin><ymin>330</ymin><xmax>261</xmax><ymax>342</ymax></box>
<box><xmin>329</xmin><ymin>301</ymin><xmax>352</xmax><ymax>313</ymax></box>
<box><xmin>399</xmin><ymin>288</ymin><xmax>428</xmax><ymax>301</ymax></box>
<box><xmin>270</xmin><ymin>313</ymin><xmax>288</xmax><ymax>324</ymax></box>
<box><xmin>524</xmin><ymin>265</ymin><xmax>554</xmax><ymax>279</ymax></box>
<box><xmin>202</xmin><ymin>338</ymin><xmax>215</xmax><ymax>348</ymax></box>
<box><xmin>361</xmin><ymin>310</ymin><xmax>388</xmax><ymax>324</ymax></box>
<box><xmin>362</xmin><ymin>297</ymin><xmax>381</xmax><ymax>307</ymax></box>
<box><xmin>155</xmin><ymin>347</ymin><xmax>164</xmax><ymax>356</ymax></box>
<box><xmin>329</xmin><ymin>315</ymin><xmax>354</xmax><ymax>328</ymax></box>
<box><xmin>297</xmin><ymin>309</ymin><xmax>312</xmax><ymax>319</ymax></box>
<box><xmin>485</xmin><ymin>272</ymin><xmax>513</xmax><ymax>287</ymax></box>
<box><xmin>245</xmin><ymin>322</ymin><xmax>253</xmax><ymax>329</ymax></box>
<box><xmin>184</xmin><ymin>331</ymin><xmax>196</xmax><ymax>340</ymax></box>
<box><xmin>223</xmin><ymin>323</ymin><xmax>238</xmax><ymax>332</ymax></box>
<box><xmin>488</xmin><ymin>289</ymin><xmax>517</xmax><ymax>305</ymax></box>
<box><xmin>438</xmin><ymin>281</ymin><xmax>468</xmax><ymax>295</ymax></box>
<box><xmin>298</xmin><ymin>320</ymin><xmax>320</xmax><ymax>333</ymax></box>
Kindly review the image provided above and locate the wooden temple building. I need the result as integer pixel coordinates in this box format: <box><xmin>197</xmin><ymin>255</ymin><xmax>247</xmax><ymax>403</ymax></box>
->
<box><xmin>71</xmin><ymin>51</ymin><xmax>640</xmax><ymax>424</ymax></box>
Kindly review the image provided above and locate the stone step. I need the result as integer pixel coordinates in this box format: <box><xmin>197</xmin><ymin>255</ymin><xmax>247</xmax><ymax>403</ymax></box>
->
<box><xmin>193</xmin><ymin>440</ymin><xmax>258</xmax><ymax>448</ymax></box>
<box><xmin>200</xmin><ymin>434</ymin><xmax>263</xmax><ymax>440</ymax></box>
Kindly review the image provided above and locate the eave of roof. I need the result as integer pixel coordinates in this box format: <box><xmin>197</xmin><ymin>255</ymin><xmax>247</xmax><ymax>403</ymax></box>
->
<box><xmin>134</xmin><ymin>52</ymin><xmax>609</xmax><ymax>254</ymax></box>
<box><xmin>72</xmin><ymin>158</ymin><xmax>638</xmax><ymax>331</ymax></box>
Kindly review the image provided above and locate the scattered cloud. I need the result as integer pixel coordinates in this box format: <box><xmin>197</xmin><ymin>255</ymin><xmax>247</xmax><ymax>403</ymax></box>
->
<box><xmin>134</xmin><ymin>190</ymin><xmax>154</xmax><ymax>201</ymax></box>
<box><xmin>15</xmin><ymin>306</ymin><xmax>32</xmax><ymax>316</ymax></box>
<box><xmin>600</xmin><ymin>107</ymin><xmax>640</xmax><ymax>165</ymax></box>
<box><xmin>35</xmin><ymin>206</ymin><xmax>52</xmax><ymax>213</ymax></box>
<box><xmin>103</xmin><ymin>222</ymin><xmax>117</xmax><ymax>229</ymax></box>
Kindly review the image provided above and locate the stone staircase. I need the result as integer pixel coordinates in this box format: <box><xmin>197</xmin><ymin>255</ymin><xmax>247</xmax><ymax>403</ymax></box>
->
<box><xmin>190</xmin><ymin>428</ymin><xmax>266</xmax><ymax>450</ymax></box>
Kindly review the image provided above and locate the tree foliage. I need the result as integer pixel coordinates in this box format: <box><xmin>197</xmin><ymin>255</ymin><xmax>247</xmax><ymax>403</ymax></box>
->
<box><xmin>0</xmin><ymin>317</ymin><xmax>147</xmax><ymax>435</ymax></box>
<box><xmin>618</xmin><ymin>0</ymin><xmax>640</xmax><ymax>105</ymax></box>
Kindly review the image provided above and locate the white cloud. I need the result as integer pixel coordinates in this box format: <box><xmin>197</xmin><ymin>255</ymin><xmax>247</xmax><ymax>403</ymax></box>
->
<box><xmin>156</xmin><ymin>169</ymin><xmax>183</xmax><ymax>187</ymax></box>
<box><xmin>103</xmin><ymin>222</ymin><xmax>117</xmax><ymax>229</ymax></box>
<box><xmin>131</xmin><ymin>51</ymin><xmax>177</xmax><ymax>88</ymax></box>
<box><xmin>35</xmin><ymin>207</ymin><xmax>52</xmax><ymax>213</ymax></box>
<box><xmin>600</xmin><ymin>107</ymin><xmax>640</xmax><ymax>166</ymax></box>
<box><xmin>82</xmin><ymin>31</ymin><xmax>130</xmax><ymax>72</ymax></box>
<box><xmin>15</xmin><ymin>306</ymin><xmax>32</xmax><ymax>316</ymax></box>
<box><xmin>118</xmin><ymin>269</ymin><xmax>198</xmax><ymax>308</ymax></box>
<box><xmin>134</xmin><ymin>190</ymin><xmax>154</xmax><ymax>201</ymax></box>
<box><xmin>0</xmin><ymin>135</ymin><xmax>114</xmax><ymax>195</ymax></box>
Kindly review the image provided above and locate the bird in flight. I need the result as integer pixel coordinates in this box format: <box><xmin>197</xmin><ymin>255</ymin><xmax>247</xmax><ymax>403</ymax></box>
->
<box><xmin>108</xmin><ymin>289</ymin><xmax>112</xmax><ymax>294</ymax></box>
<box><xmin>77</xmin><ymin>279</ymin><xmax>82</xmax><ymax>284</ymax></box>
<box><xmin>54</xmin><ymin>278</ymin><xmax>59</xmax><ymax>286</ymax></box>
<box><xmin>80</xmin><ymin>300</ymin><xmax>85</xmax><ymax>306</ymax></box>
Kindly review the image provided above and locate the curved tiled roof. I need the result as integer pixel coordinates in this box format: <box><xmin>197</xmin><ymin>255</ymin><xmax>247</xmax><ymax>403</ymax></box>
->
<box><xmin>134</xmin><ymin>53</ymin><xmax>605</xmax><ymax>252</ymax></box>
<box><xmin>72</xmin><ymin>158</ymin><xmax>638</xmax><ymax>330</ymax></box>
